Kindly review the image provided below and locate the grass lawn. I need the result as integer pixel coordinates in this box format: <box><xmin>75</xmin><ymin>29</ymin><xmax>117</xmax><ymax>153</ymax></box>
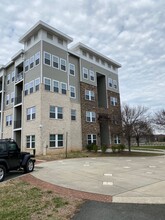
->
<box><xmin>0</xmin><ymin>179</ymin><xmax>83</xmax><ymax>220</ymax></box>
<box><xmin>131</xmin><ymin>145</ymin><xmax>165</xmax><ymax>150</ymax></box>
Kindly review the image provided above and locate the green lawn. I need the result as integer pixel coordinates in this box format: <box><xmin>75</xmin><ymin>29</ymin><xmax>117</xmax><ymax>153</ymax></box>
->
<box><xmin>0</xmin><ymin>180</ymin><xmax>82</xmax><ymax>220</ymax></box>
<box><xmin>131</xmin><ymin>145</ymin><xmax>165</xmax><ymax>150</ymax></box>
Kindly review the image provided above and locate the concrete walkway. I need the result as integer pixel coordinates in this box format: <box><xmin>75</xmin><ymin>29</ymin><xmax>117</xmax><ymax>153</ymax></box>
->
<box><xmin>32</xmin><ymin>155</ymin><xmax>165</xmax><ymax>204</ymax></box>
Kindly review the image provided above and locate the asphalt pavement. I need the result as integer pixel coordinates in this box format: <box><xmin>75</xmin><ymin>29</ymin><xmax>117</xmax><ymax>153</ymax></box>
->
<box><xmin>72</xmin><ymin>201</ymin><xmax>165</xmax><ymax>220</ymax></box>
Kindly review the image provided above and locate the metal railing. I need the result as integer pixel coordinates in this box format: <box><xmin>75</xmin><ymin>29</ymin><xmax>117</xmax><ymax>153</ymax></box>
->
<box><xmin>14</xmin><ymin>120</ymin><xmax>21</xmax><ymax>129</ymax></box>
<box><xmin>15</xmin><ymin>72</ymin><xmax>23</xmax><ymax>83</ymax></box>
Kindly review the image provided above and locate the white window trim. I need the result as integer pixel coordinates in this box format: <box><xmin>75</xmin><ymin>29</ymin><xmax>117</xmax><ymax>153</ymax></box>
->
<box><xmin>27</xmin><ymin>106</ymin><xmax>36</xmax><ymax>121</ymax></box>
<box><xmin>70</xmin><ymin>86</ymin><xmax>76</xmax><ymax>99</ymax></box>
<box><xmin>35</xmin><ymin>52</ymin><xmax>40</xmax><ymax>66</ymax></box>
<box><xmin>12</xmin><ymin>71</ymin><xmax>15</xmax><ymax>82</ymax></box>
<box><xmin>44</xmin><ymin>77</ymin><xmax>51</xmax><ymax>91</ymax></box>
<box><xmin>52</xmin><ymin>55</ymin><xmax>59</xmax><ymax>69</ymax></box>
<box><xmin>83</xmin><ymin>67</ymin><xmax>88</xmax><ymax>79</ymax></box>
<box><xmin>35</xmin><ymin>78</ymin><xmax>40</xmax><ymax>91</ymax></box>
<box><xmin>113</xmin><ymin>80</ymin><xmax>117</xmax><ymax>89</ymax></box>
<box><xmin>87</xmin><ymin>134</ymin><xmax>97</xmax><ymax>144</ymax></box>
<box><xmin>61</xmin><ymin>82</ymin><xmax>67</xmax><ymax>94</ymax></box>
<box><xmin>29</xmin><ymin>56</ymin><xmax>34</xmax><ymax>69</ymax></box>
<box><xmin>110</xmin><ymin>97</ymin><xmax>117</xmax><ymax>106</ymax></box>
<box><xmin>60</xmin><ymin>58</ymin><xmax>66</xmax><ymax>72</ymax></box>
<box><xmin>50</xmin><ymin>106</ymin><xmax>63</xmax><ymax>119</ymax></box>
<box><xmin>11</xmin><ymin>92</ymin><xmax>14</xmax><ymax>104</ymax></box>
<box><xmin>6</xmin><ymin>115</ymin><xmax>12</xmax><ymax>126</ymax></box>
<box><xmin>26</xmin><ymin>135</ymin><xmax>35</xmax><ymax>149</ymax></box>
<box><xmin>7</xmin><ymin>74</ymin><xmax>10</xmax><ymax>84</ymax></box>
<box><xmin>108</xmin><ymin>78</ymin><xmax>113</xmax><ymax>88</ymax></box>
<box><xmin>85</xmin><ymin>90</ymin><xmax>95</xmax><ymax>101</ymax></box>
<box><xmin>44</xmin><ymin>51</ymin><xmax>51</xmax><ymax>66</ymax></box>
<box><xmin>25</xmin><ymin>59</ymin><xmax>29</xmax><ymax>72</ymax></box>
<box><xmin>71</xmin><ymin>109</ymin><xmax>76</xmax><ymax>121</ymax></box>
<box><xmin>69</xmin><ymin>63</ymin><xmax>75</xmax><ymax>76</ymax></box>
<box><xmin>49</xmin><ymin>134</ymin><xmax>64</xmax><ymax>148</ymax></box>
<box><xmin>6</xmin><ymin>94</ymin><xmax>10</xmax><ymax>105</ymax></box>
<box><xmin>86</xmin><ymin>111</ymin><xmax>96</xmax><ymax>122</ymax></box>
<box><xmin>53</xmin><ymin>80</ymin><xmax>59</xmax><ymax>93</ymax></box>
<box><xmin>89</xmin><ymin>70</ymin><xmax>95</xmax><ymax>81</ymax></box>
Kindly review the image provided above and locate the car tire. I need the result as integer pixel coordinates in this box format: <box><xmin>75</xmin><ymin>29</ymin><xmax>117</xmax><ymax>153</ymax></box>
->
<box><xmin>0</xmin><ymin>165</ymin><xmax>6</xmax><ymax>182</ymax></box>
<box><xmin>24</xmin><ymin>159</ymin><xmax>34</xmax><ymax>173</ymax></box>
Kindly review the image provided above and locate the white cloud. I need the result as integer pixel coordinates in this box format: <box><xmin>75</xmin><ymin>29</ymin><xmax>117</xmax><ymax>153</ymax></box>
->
<box><xmin>0</xmin><ymin>0</ymin><xmax>164</xmax><ymax>112</ymax></box>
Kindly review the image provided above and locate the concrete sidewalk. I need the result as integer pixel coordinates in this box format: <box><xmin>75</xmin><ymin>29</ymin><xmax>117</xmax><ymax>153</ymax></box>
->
<box><xmin>32</xmin><ymin>155</ymin><xmax>165</xmax><ymax>204</ymax></box>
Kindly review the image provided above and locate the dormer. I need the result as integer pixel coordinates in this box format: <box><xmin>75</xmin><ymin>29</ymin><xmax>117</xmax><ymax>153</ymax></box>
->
<box><xmin>19</xmin><ymin>20</ymin><xmax>73</xmax><ymax>51</ymax></box>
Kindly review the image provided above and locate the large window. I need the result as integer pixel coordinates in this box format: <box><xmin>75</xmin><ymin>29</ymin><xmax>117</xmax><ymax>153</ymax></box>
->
<box><xmin>50</xmin><ymin>106</ymin><xmax>63</xmax><ymax>119</ymax></box>
<box><xmin>27</xmin><ymin>106</ymin><xmax>36</xmax><ymax>120</ymax></box>
<box><xmin>85</xmin><ymin>90</ymin><xmax>95</xmax><ymax>101</ymax></box>
<box><xmin>26</xmin><ymin>135</ymin><xmax>35</xmax><ymax>148</ymax></box>
<box><xmin>87</xmin><ymin>134</ymin><xmax>97</xmax><ymax>145</ymax></box>
<box><xmin>61</xmin><ymin>82</ymin><xmax>67</xmax><ymax>94</ymax></box>
<box><xmin>35</xmin><ymin>52</ymin><xmax>40</xmax><ymax>65</ymax></box>
<box><xmin>29</xmin><ymin>81</ymin><xmax>34</xmax><ymax>94</ymax></box>
<box><xmin>83</xmin><ymin>68</ymin><xmax>88</xmax><ymax>79</ymax></box>
<box><xmin>69</xmin><ymin>63</ymin><xmax>75</xmax><ymax>76</ymax></box>
<box><xmin>110</xmin><ymin>97</ymin><xmax>117</xmax><ymax>106</ymax></box>
<box><xmin>44</xmin><ymin>78</ymin><xmax>51</xmax><ymax>91</ymax></box>
<box><xmin>86</xmin><ymin>111</ymin><xmax>96</xmax><ymax>122</ymax></box>
<box><xmin>70</xmin><ymin>86</ymin><xmax>76</xmax><ymax>98</ymax></box>
<box><xmin>49</xmin><ymin>134</ymin><xmax>63</xmax><ymax>148</ymax></box>
<box><xmin>53</xmin><ymin>80</ymin><xmax>59</xmax><ymax>93</ymax></box>
<box><xmin>52</xmin><ymin>55</ymin><xmax>59</xmax><ymax>69</ymax></box>
<box><xmin>71</xmin><ymin>109</ymin><xmax>76</xmax><ymax>121</ymax></box>
<box><xmin>113</xmin><ymin>80</ymin><xmax>117</xmax><ymax>89</ymax></box>
<box><xmin>6</xmin><ymin>115</ymin><xmax>12</xmax><ymax>126</ymax></box>
<box><xmin>60</xmin><ymin>58</ymin><xmax>66</xmax><ymax>71</ymax></box>
<box><xmin>89</xmin><ymin>70</ymin><xmax>95</xmax><ymax>81</ymax></box>
<box><xmin>44</xmin><ymin>52</ymin><xmax>51</xmax><ymax>66</ymax></box>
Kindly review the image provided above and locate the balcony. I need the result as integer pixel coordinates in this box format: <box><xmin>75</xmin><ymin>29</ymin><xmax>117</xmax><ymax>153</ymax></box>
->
<box><xmin>14</xmin><ymin>95</ymin><xmax>22</xmax><ymax>106</ymax></box>
<box><xmin>14</xmin><ymin>120</ymin><xmax>21</xmax><ymax>129</ymax></box>
<box><xmin>15</xmin><ymin>72</ymin><xmax>23</xmax><ymax>83</ymax></box>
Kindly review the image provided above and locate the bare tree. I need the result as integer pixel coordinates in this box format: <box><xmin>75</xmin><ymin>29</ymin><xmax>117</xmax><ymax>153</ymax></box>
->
<box><xmin>153</xmin><ymin>109</ymin><xmax>165</xmax><ymax>130</ymax></box>
<box><xmin>121</xmin><ymin>104</ymin><xmax>148</xmax><ymax>151</ymax></box>
<box><xmin>133</xmin><ymin>120</ymin><xmax>153</xmax><ymax>147</ymax></box>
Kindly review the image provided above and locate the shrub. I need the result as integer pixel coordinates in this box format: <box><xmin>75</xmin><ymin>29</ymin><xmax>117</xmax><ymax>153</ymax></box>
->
<box><xmin>112</xmin><ymin>144</ymin><xmax>125</xmax><ymax>153</ymax></box>
<box><xmin>101</xmin><ymin>145</ymin><xmax>107</xmax><ymax>153</ymax></box>
<box><xmin>111</xmin><ymin>145</ymin><xmax>117</xmax><ymax>153</ymax></box>
<box><xmin>86</xmin><ymin>144</ymin><xmax>93</xmax><ymax>152</ymax></box>
<box><xmin>93</xmin><ymin>144</ymin><xmax>98</xmax><ymax>153</ymax></box>
<box><xmin>119</xmin><ymin>144</ymin><xmax>125</xmax><ymax>152</ymax></box>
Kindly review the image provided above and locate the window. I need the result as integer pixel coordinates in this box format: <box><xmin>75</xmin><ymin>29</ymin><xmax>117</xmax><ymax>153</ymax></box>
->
<box><xmin>25</xmin><ymin>59</ymin><xmax>29</xmax><ymax>72</ymax></box>
<box><xmin>53</xmin><ymin>80</ymin><xmax>59</xmax><ymax>93</ymax></box>
<box><xmin>44</xmin><ymin>78</ymin><xmax>51</xmax><ymax>91</ymax></box>
<box><xmin>110</xmin><ymin>97</ymin><xmax>117</xmax><ymax>106</ymax></box>
<box><xmin>83</xmin><ymin>68</ymin><xmax>88</xmax><ymax>79</ymax></box>
<box><xmin>69</xmin><ymin>63</ymin><xmax>75</xmax><ymax>76</ymax></box>
<box><xmin>6</xmin><ymin>94</ymin><xmax>9</xmax><ymax>105</ymax></box>
<box><xmin>35</xmin><ymin>78</ymin><xmax>40</xmax><ymax>91</ymax></box>
<box><xmin>89</xmin><ymin>54</ymin><xmax>93</xmax><ymax>60</ymax></box>
<box><xmin>87</xmin><ymin>134</ymin><xmax>97</xmax><ymax>145</ymax></box>
<box><xmin>12</xmin><ymin>71</ymin><xmax>15</xmax><ymax>82</ymax></box>
<box><xmin>29</xmin><ymin>81</ymin><xmax>34</xmax><ymax>94</ymax></box>
<box><xmin>50</xmin><ymin>134</ymin><xmax>63</xmax><ymax>148</ymax></box>
<box><xmin>89</xmin><ymin>70</ymin><xmax>95</xmax><ymax>81</ymax></box>
<box><xmin>52</xmin><ymin>55</ymin><xmax>59</xmax><ymax>69</ymax></box>
<box><xmin>71</xmin><ymin>109</ymin><xmax>76</xmax><ymax>121</ymax></box>
<box><xmin>44</xmin><ymin>52</ymin><xmax>51</xmax><ymax>66</ymax></box>
<box><xmin>85</xmin><ymin>90</ymin><xmax>95</xmax><ymax>101</ymax></box>
<box><xmin>50</xmin><ymin>106</ymin><xmax>63</xmax><ymax>119</ymax></box>
<box><xmin>27</xmin><ymin>106</ymin><xmax>36</xmax><ymax>120</ymax></box>
<box><xmin>82</xmin><ymin>51</ymin><xmax>87</xmax><ymax>56</ymax></box>
<box><xmin>70</xmin><ymin>86</ymin><xmax>76</xmax><ymax>98</ymax></box>
<box><xmin>30</xmin><ymin>56</ymin><xmax>34</xmax><ymax>69</ymax></box>
<box><xmin>35</xmin><ymin>52</ymin><xmax>40</xmax><ymax>65</ymax></box>
<box><xmin>25</xmin><ymin>83</ymin><xmax>29</xmax><ymax>96</ymax></box>
<box><xmin>6</xmin><ymin>115</ymin><xmax>12</xmax><ymax>126</ymax></box>
<box><xmin>7</xmin><ymin>74</ymin><xmax>10</xmax><ymax>85</ymax></box>
<box><xmin>11</xmin><ymin>92</ymin><xmax>14</xmax><ymax>103</ymax></box>
<box><xmin>113</xmin><ymin>80</ymin><xmax>117</xmax><ymax>89</ymax></box>
<box><xmin>86</xmin><ymin>111</ymin><xmax>96</xmax><ymax>122</ymax></box>
<box><xmin>61</xmin><ymin>82</ymin><xmax>67</xmax><ymax>94</ymax></box>
<box><xmin>26</xmin><ymin>135</ymin><xmax>35</xmax><ymax>148</ymax></box>
<box><xmin>60</xmin><ymin>58</ymin><xmax>66</xmax><ymax>71</ymax></box>
<box><xmin>108</xmin><ymin>78</ymin><xmax>113</xmax><ymax>88</ymax></box>
<box><xmin>114</xmin><ymin>135</ymin><xmax>121</xmax><ymax>144</ymax></box>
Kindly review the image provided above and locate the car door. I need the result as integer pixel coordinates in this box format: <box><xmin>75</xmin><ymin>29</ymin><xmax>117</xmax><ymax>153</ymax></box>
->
<box><xmin>7</xmin><ymin>142</ymin><xmax>20</xmax><ymax>169</ymax></box>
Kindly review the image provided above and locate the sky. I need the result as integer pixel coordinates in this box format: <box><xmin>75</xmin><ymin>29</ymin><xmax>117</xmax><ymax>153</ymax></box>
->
<box><xmin>0</xmin><ymin>0</ymin><xmax>164</xmax><ymax>113</ymax></box>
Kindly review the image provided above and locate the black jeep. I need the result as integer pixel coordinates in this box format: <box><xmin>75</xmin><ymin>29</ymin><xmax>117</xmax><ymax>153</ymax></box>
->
<box><xmin>0</xmin><ymin>139</ymin><xmax>35</xmax><ymax>182</ymax></box>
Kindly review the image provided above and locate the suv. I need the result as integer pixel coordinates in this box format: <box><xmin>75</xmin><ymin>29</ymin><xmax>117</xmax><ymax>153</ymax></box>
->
<box><xmin>0</xmin><ymin>139</ymin><xmax>35</xmax><ymax>182</ymax></box>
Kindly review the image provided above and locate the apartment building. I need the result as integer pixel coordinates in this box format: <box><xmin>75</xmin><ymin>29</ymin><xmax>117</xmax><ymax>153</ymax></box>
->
<box><xmin>0</xmin><ymin>21</ymin><xmax>122</xmax><ymax>155</ymax></box>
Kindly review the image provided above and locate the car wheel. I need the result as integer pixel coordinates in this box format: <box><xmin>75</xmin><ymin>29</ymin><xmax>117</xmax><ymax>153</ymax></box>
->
<box><xmin>24</xmin><ymin>159</ymin><xmax>34</xmax><ymax>173</ymax></box>
<box><xmin>0</xmin><ymin>165</ymin><xmax>6</xmax><ymax>182</ymax></box>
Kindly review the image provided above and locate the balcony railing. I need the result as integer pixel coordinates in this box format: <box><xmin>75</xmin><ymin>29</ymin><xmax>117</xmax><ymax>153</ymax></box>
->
<box><xmin>14</xmin><ymin>120</ymin><xmax>21</xmax><ymax>129</ymax></box>
<box><xmin>14</xmin><ymin>95</ymin><xmax>22</xmax><ymax>105</ymax></box>
<box><xmin>15</xmin><ymin>72</ymin><xmax>23</xmax><ymax>83</ymax></box>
